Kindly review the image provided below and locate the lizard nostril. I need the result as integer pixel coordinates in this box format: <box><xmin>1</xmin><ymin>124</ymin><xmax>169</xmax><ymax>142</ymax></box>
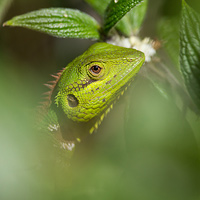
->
<box><xmin>67</xmin><ymin>94</ymin><xmax>79</xmax><ymax>107</ymax></box>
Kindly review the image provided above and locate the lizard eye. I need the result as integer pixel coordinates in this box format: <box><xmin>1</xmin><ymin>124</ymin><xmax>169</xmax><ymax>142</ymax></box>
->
<box><xmin>90</xmin><ymin>65</ymin><xmax>102</xmax><ymax>76</ymax></box>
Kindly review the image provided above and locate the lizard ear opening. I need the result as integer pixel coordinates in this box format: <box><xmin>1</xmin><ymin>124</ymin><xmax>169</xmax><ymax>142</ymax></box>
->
<box><xmin>67</xmin><ymin>94</ymin><xmax>79</xmax><ymax>107</ymax></box>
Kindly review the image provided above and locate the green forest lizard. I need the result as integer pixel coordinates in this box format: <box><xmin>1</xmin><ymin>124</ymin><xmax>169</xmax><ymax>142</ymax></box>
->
<box><xmin>37</xmin><ymin>42</ymin><xmax>145</xmax><ymax>150</ymax></box>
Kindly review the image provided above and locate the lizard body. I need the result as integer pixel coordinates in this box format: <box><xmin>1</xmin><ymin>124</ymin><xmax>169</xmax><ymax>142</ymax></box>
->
<box><xmin>39</xmin><ymin>42</ymin><xmax>145</xmax><ymax>146</ymax></box>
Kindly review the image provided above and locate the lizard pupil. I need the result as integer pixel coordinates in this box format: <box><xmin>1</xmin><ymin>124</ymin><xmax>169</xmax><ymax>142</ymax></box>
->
<box><xmin>90</xmin><ymin>65</ymin><xmax>101</xmax><ymax>75</ymax></box>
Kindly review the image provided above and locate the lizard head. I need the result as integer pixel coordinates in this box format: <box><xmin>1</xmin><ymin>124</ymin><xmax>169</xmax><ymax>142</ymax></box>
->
<box><xmin>54</xmin><ymin>42</ymin><xmax>145</xmax><ymax>129</ymax></box>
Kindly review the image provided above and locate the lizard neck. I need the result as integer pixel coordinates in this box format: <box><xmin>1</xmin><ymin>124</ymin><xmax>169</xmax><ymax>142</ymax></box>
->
<box><xmin>54</xmin><ymin>105</ymin><xmax>97</xmax><ymax>143</ymax></box>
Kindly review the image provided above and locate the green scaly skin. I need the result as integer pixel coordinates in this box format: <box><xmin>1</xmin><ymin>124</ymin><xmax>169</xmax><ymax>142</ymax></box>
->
<box><xmin>41</xmin><ymin>42</ymin><xmax>145</xmax><ymax>148</ymax></box>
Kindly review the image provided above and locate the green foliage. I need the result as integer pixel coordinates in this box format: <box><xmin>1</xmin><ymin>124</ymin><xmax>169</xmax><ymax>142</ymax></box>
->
<box><xmin>116</xmin><ymin>0</ymin><xmax>148</xmax><ymax>36</ymax></box>
<box><xmin>158</xmin><ymin>17</ymin><xmax>180</xmax><ymax>69</ymax></box>
<box><xmin>85</xmin><ymin>0</ymin><xmax>147</xmax><ymax>36</ymax></box>
<box><xmin>85</xmin><ymin>0</ymin><xmax>110</xmax><ymax>16</ymax></box>
<box><xmin>180</xmin><ymin>0</ymin><xmax>200</xmax><ymax>111</ymax></box>
<box><xmin>103</xmin><ymin>0</ymin><xmax>143</xmax><ymax>34</ymax></box>
<box><xmin>124</xmin><ymin>77</ymin><xmax>200</xmax><ymax>200</ymax></box>
<box><xmin>4</xmin><ymin>8</ymin><xmax>100</xmax><ymax>39</ymax></box>
<box><xmin>3</xmin><ymin>0</ymin><xmax>145</xmax><ymax>39</ymax></box>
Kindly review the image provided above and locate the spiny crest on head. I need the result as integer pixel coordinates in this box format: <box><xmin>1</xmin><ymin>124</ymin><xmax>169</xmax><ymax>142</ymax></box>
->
<box><xmin>36</xmin><ymin>69</ymin><xmax>63</xmax><ymax>119</ymax></box>
<box><xmin>43</xmin><ymin>69</ymin><xmax>63</xmax><ymax>107</ymax></box>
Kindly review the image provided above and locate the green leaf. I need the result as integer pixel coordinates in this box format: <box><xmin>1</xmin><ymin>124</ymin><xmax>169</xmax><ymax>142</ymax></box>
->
<box><xmin>116</xmin><ymin>0</ymin><xmax>148</xmax><ymax>36</ymax></box>
<box><xmin>180</xmin><ymin>0</ymin><xmax>200</xmax><ymax>111</ymax></box>
<box><xmin>103</xmin><ymin>0</ymin><xmax>143</xmax><ymax>34</ymax></box>
<box><xmin>158</xmin><ymin>17</ymin><xmax>180</xmax><ymax>69</ymax></box>
<box><xmin>86</xmin><ymin>0</ymin><xmax>147</xmax><ymax>36</ymax></box>
<box><xmin>3</xmin><ymin>8</ymin><xmax>100</xmax><ymax>40</ymax></box>
<box><xmin>85</xmin><ymin>0</ymin><xmax>110</xmax><ymax>16</ymax></box>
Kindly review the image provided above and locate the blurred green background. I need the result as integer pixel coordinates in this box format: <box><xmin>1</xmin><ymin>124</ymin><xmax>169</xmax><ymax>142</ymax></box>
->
<box><xmin>0</xmin><ymin>0</ymin><xmax>200</xmax><ymax>199</ymax></box>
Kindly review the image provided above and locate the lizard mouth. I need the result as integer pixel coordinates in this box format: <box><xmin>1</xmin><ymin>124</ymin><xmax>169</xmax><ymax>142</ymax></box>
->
<box><xmin>102</xmin><ymin>51</ymin><xmax>145</xmax><ymax>101</ymax></box>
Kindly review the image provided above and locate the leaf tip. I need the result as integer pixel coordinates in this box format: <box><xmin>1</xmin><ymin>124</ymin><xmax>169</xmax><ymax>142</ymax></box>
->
<box><xmin>182</xmin><ymin>0</ymin><xmax>188</xmax><ymax>8</ymax></box>
<box><xmin>3</xmin><ymin>20</ymin><xmax>13</xmax><ymax>27</ymax></box>
<box><xmin>2</xmin><ymin>22</ymin><xmax>7</xmax><ymax>27</ymax></box>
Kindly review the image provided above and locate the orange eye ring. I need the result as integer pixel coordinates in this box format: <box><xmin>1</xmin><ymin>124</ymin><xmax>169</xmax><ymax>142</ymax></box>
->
<box><xmin>90</xmin><ymin>65</ymin><xmax>102</xmax><ymax>76</ymax></box>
